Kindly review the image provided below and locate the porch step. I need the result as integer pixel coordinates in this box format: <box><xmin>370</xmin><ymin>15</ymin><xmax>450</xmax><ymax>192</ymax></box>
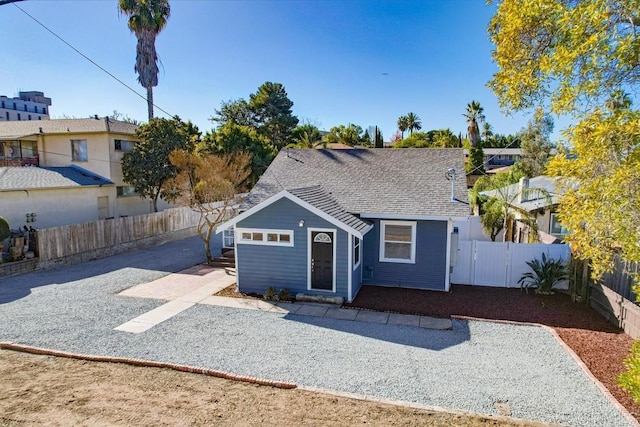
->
<box><xmin>210</xmin><ymin>255</ymin><xmax>235</xmax><ymax>268</ymax></box>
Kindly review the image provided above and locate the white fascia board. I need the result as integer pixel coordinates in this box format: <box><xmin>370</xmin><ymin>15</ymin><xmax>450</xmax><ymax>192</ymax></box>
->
<box><xmin>217</xmin><ymin>190</ymin><xmax>368</xmax><ymax>239</ymax></box>
<box><xmin>360</xmin><ymin>213</ymin><xmax>469</xmax><ymax>221</ymax></box>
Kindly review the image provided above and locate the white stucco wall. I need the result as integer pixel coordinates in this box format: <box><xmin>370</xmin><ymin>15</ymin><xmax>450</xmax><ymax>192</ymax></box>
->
<box><xmin>1</xmin><ymin>186</ymin><xmax>114</xmax><ymax>229</ymax></box>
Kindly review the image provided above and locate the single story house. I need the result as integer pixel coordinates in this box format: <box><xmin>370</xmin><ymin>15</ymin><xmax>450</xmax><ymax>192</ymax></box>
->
<box><xmin>481</xmin><ymin>176</ymin><xmax>567</xmax><ymax>244</ymax></box>
<box><xmin>0</xmin><ymin>165</ymin><xmax>113</xmax><ymax>229</ymax></box>
<box><xmin>217</xmin><ymin>148</ymin><xmax>469</xmax><ymax>302</ymax></box>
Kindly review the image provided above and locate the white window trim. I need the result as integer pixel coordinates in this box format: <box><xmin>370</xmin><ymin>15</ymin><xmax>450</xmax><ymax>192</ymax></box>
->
<box><xmin>549</xmin><ymin>213</ymin><xmax>567</xmax><ymax>236</ymax></box>
<box><xmin>236</xmin><ymin>228</ymin><xmax>294</xmax><ymax>247</ymax></box>
<box><xmin>353</xmin><ymin>236</ymin><xmax>361</xmax><ymax>270</ymax></box>
<box><xmin>307</xmin><ymin>227</ymin><xmax>337</xmax><ymax>293</ymax></box>
<box><xmin>379</xmin><ymin>220</ymin><xmax>416</xmax><ymax>264</ymax></box>
<box><xmin>223</xmin><ymin>227</ymin><xmax>235</xmax><ymax>248</ymax></box>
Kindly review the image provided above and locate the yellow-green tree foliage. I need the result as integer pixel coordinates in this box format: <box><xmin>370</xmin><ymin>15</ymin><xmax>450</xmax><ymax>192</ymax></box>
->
<box><xmin>489</xmin><ymin>0</ymin><xmax>640</xmax><ymax>276</ymax></box>
<box><xmin>547</xmin><ymin>109</ymin><xmax>640</xmax><ymax>277</ymax></box>
<box><xmin>489</xmin><ymin>0</ymin><xmax>639</xmax><ymax>116</ymax></box>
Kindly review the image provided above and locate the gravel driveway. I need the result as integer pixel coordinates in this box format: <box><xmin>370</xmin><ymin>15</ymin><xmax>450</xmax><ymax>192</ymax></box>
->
<box><xmin>0</xmin><ymin>237</ymin><xmax>632</xmax><ymax>426</ymax></box>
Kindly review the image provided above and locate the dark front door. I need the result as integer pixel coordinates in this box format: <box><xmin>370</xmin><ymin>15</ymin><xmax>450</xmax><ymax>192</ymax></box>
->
<box><xmin>311</xmin><ymin>231</ymin><xmax>334</xmax><ymax>290</ymax></box>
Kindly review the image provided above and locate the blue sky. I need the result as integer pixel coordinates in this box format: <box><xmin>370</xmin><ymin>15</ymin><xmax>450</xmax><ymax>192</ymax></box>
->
<box><xmin>1</xmin><ymin>0</ymin><xmax>558</xmax><ymax>140</ymax></box>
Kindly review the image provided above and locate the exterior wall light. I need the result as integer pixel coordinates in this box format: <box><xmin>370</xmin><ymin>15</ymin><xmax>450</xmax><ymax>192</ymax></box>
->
<box><xmin>298</xmin><ymin>220</ymin><xmax>305</xmax><ymax>227</ymax></box>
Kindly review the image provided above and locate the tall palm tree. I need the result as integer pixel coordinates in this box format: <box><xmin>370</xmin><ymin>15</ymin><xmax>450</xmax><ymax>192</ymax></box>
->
<box><xmin>405</xmin><ymin>112</ymin><xmax>422</xmax><ymax>135</ymax></box>
<box><xmin>118</xmin><ymin>0</ymin><xmax>171</xmax><ymax>121</ymax></box>
<box><xmin>397</xmin><ymin>115</ymin><xmax>409</xmax><ymax>139</ymax></box>
<box><xmin>464</xmin><ymin>101</ymin><xmax>485</xmax><ymax>147</ymax></box>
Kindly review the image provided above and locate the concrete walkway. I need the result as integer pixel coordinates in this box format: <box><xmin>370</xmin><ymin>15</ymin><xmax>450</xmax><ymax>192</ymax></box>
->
<box><xmin>115</xmin><ymin>265</ymin><xmax>453</xmax><ymax>333</ymax></box>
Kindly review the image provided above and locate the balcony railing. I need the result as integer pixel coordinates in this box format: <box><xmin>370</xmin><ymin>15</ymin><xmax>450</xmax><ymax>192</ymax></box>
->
<box><xmin>0</xmin><ymin>155</ymin><xmax>39</xmax><ymax>167</ymax></box>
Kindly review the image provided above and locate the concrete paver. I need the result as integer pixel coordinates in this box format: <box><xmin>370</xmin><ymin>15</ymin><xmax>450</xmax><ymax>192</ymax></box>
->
<box><xmin>295</xmin><ymin>304</ymin><xmax>330</xmax><ymax>317</ymax></box>
<box><xmin>419</xmin><ymin>316</ymin><xmax>453</xmax><ymax>330</ymax></box>
<box><xmin>388</xmin><ymin>313</ymin><xmax>421</xmax><ymax>327</ymax></box>
<box><xmin>117</xmin><ymin>263</ymin><xmax>457</xmax><ymax>333</ymax></box>
<box><xmin>355</xmin><ymin>310</ymin><xmax>390</xmax><ymax>324</ymax></box>
<box><xmin>324</xmin><ymin>307</ymin><xmax>359</xmax><ymax>321</ymax></box>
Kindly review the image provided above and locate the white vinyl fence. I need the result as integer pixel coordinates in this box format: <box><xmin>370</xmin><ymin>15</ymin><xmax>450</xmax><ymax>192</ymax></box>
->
<box><xmin>451</xmin><ymin>240</ymin><xmax>570</xmax><ymax>288</ymax></box>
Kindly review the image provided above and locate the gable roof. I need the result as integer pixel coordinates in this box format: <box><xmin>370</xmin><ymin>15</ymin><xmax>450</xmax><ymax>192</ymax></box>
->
<box><xmin>480</xmin><ymin>176</ymin><xmax>560</xmax><ymax>212</ymax></box>
<box><xmin>217</xmin><ymin>188</ymin><xmax>373</xmax><ymax>238</ymax></box>
<box><xmin>0</xmin><ymin>166</ymin><xmax>113</xmax><ymax>191</ymax></box>
<box><xmin>0</xmin><ymin>117</ymin><xmax>138</xmax><ymax>139</ymax></box>
<box><xmin>243</xmin><ymin>148</ymin><xmax>469</xmax><ymax>218</ymax></box>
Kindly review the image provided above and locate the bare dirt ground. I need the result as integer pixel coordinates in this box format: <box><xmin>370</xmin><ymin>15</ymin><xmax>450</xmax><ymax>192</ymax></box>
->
<box><xmin>346</xmin><ymin>284</ymin><xmax>640</xmax><ymax>421</ymax></box>
<box><xmin>0</xmin><ymin>350</ymin><xmax>545</xmax><ymax>427</ymax></box>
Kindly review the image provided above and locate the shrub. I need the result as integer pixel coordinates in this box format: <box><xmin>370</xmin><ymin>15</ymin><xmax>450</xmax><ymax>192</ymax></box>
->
<box><xmin>518</xmin><ymin>253</ymin><xmax>568</xmax><ymax>294</ymax></box>
<box><xmin>0</xmin><ymin>217</ymin><xmax>9</xmax><ymax>243</ymax></box>
<box><xmin>263</xmin><ymin>287</ymin><xmax>276</xmax><ymax>301</ymax></box>
<box><xmin>278</xmin><ymin>288</ymin><xmax>291</xmax><ymax>302</ymax></box>
<box><xmin>619</xmin><ymin>341</ymin><xmax>640</xmax><ymax>403</ymax></box>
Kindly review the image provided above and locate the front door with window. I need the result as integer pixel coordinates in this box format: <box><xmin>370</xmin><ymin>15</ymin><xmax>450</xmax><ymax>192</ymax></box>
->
<box><xmin>311</xmin><ymin>231</ymin><xmax>334</xmax><ymax>290</ymax></box>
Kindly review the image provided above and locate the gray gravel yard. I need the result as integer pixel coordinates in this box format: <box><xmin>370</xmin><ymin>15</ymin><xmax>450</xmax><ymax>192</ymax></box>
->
<box><xmin>0</xmin><ymin>237</ymin><xmax>632</xmax><ymax>426</ymax></box>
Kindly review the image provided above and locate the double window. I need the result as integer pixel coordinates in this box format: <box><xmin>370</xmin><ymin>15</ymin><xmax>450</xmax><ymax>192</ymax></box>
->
<box><xmin>236</xmin><ymin>228</ymin><xmax>293</xmax><ymax>247</ymax></box>
<box><xmin>379</xmin><ymin>220</ymin><xmax>416</xmax><ymax>263</ymax></box>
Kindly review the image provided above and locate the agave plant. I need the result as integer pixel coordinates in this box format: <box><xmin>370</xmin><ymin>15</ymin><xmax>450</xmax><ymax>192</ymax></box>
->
<box><xmin>518</xmin><ymin>252</ymin><xmax>568</xmax><ymax>294</ymax></box>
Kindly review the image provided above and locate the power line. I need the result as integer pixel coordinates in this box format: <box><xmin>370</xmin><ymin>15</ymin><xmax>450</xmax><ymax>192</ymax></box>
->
<box><xmin>12</xmin><ymin>2</ymin><xmax>174</xmax><ymax>119</ymax></box>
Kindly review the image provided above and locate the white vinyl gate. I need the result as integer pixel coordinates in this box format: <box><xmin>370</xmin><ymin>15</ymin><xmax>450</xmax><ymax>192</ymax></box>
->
<box><xmin>451</xmin><ymin>240</ymin><xmax>570</xmax><ymax>288</ymax></box>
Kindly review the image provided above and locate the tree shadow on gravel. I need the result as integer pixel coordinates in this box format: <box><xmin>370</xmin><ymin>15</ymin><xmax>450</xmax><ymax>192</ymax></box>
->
<box><xmin>344</xmin><ymin>285</ymin><xmax>622</xmax><ymax>333</ymax></box>
<box><xmin>0</xmin><ymin>237</ymin><xmax>205</xmax><ymax>305</ymax></box>
<box><xmin>285</xmin><ymin>314</ymin><xmax>471</xmax><ymax>351</ymax></box>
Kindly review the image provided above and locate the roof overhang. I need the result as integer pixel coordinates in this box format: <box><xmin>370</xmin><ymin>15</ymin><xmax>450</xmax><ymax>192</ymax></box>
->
<box><xmin>0</xmin><ymin>133</ymin><xmax>38</xmax><ymax>141</ymax></box>
<box><xmin>360</xmin><ymin>213</ymin><xmax>470</xmax><ymax>221</ymax></box>
<box><xmin>216</xmin><ymin>190</ymin><xmax>373</xmax><ymax>239</ymax></box>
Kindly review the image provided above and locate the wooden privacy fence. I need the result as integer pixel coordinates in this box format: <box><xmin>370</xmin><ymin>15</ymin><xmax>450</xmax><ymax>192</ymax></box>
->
<box><xmin>36</xmin><ymin>206</ymin><xmax>201</xmax><ymax>261</ymax></box>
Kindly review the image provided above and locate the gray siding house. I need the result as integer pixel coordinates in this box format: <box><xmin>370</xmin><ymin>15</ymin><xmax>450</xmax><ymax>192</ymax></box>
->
<box><xmin>217</xmin><ymin>148</ymin><xmax>469</xmax><ymax>302</ymax></box>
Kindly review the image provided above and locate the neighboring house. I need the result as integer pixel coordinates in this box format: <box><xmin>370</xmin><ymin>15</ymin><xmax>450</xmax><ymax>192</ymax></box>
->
<box><xmin>0</xmin><ymin>91</ymin><xmax>51</xmax><ymax>122</ymax></box>
<box><xmin>481</xmin><ymin>176</ymin><xmax>567</xmax><ymax>244</ymax></box>
<box><xmin>0</xmin><ymin>117</ymin><xmax>171</xmax><ymax>229</ymax></box>
<box><xmin>0</xmin><ymin>166</ymin><xmax>113</xmax><ymax>228</ymax></box>
<box><xmin>217</xmin><ymin>148</ymin><xmax>469</xmax><ymax>302</ymax></box>
<box><xmin>463</xmin><ymin>148</ymin><xmax>523</xmax><ymax>171</ymax></box>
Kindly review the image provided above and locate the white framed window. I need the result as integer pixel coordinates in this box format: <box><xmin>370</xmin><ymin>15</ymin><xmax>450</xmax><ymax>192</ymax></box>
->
<box><xmin>379</xmin><ymin>220</ymin><xmax>416</xmax><ymax>264</ymax></box>
<box><xmin>236</xmin><ymin>228</ymin><xmax>293</xmax><ymax>247</ymax></box>
<box><xmin>71</xmin><ymin>139</ymin><xmax>88</xmax><ymax>162</ymax></box>
<box><xmin>223</xmin><ymin>227</ymin><xmax>235</xmax><ymax>248</ymax></box>
<box><xmin>353</xmin><ymin>236</ymin><xmax>361</xmax><ymax>269</ymax></box>
<box><xmin>550</xmin><ymin>213</ymin><xmax>568</xmax><ymax>236</ymax></box>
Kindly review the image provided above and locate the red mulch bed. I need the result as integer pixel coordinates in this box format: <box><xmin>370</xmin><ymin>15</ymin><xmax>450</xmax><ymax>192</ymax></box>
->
<box><xmin>345</xmin><ymin>284</ymin><xmax>640</xmax><ymax>421</ymax></box>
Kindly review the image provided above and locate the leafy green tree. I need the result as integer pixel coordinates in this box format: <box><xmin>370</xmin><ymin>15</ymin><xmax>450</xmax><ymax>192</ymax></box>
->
<box><xmin>290</xmin><ymin>123</ymin><xmax>323</xmax><ymax>148</ymax></box>
<box><xmin>432</xmin><ymin>129</ymin><xmax>460</xmax><ymax>148</ymax></box>
<box><xmin>483</xmin><ymin>133</ymin><xmax>521</xmax><ymax>148</ymax></box>
<box><xmin>249</xmin><ymin>82</ymin><xmax>299</xmax><ymax>149</ymax></box>
<box><xmin>211</xmin><ymin>99</ymin><xmax>252</xmax><ymax>127</ymax></box>
<box><xmin>118</xmin><ymin>0</ymin><xmax>170</xmax><ymax>121</ymax></box>
<box><xmin>201</xmin><ymin>123</ymin><xmax>276</xmax><ymax>185</ymax></box>
<box><xmin>397</xmin><ymin>115</ymin><xmax>409</xmax><ymax>138</ymax></box>
<box><xmin>405</xmin><ymin>112</ymin><xmax>422</xmax><ymax>135</ymax></box>
<box><xmin>325</xmin><ymin>124</ymin><xmax>365</xmax><ymax>146</ymax></box>
<box><xmin>122</xmin><ymin>117</ymin><xmax>199</xmax><ymax>212</ymax></box>
<box><xmin>515</xmin><ymin>111</ymin><xmax>555</xmax><ymax>177</ymax></box>
<box><xmin>164</xmin><ymin>150</ymin><xmax>251</xmax><ymax>263</ymax></box>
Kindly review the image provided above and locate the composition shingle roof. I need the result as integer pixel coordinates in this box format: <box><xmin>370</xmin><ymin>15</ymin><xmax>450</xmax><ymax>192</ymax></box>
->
<box><xmin>0</xmin><ymin>117</ymin><xmax>137</xmax><ymax>138</ymax></box>
<box><xmin>244</xmin><ymin>148</ymin><xmax>469</xmax><ymax>217</ymax></box>
<box><xmin>288</xmin><ymin>186</ymin><xmax>371</xmax><ymax>234</ymax></box>
<box><xmin>0</xmin><ymin>166</ymin><xmax>113</xmax><ymax>190</ymax></box>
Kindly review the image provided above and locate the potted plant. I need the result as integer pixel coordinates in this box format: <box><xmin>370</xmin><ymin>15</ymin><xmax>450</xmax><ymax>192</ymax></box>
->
<box><xmin>0</xmin><ymin>216</ymin><xmax>10</xmax><ymax>263</ymax></box>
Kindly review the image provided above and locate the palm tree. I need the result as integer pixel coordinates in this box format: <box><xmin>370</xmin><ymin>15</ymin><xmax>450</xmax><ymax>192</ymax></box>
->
<box><xmin>397</xmin><ymin>115</ymin><xmax>409</xmax><ymax>139</ymax></box>
<box><xmin>118</xmin><ymin>0</ymin><xmax>171</xmax><ymax>121</ymax></box>
<box><xmin>481</xmin><ymin>122</ymin><xmax>493</xmax><ymax>142</ymax></box>
<box><xmin>464</xmin><ymin>101</ymin><xmax>485</xmax><ymax>147</ymax></box>
<box><xmin>405</xmin><ymin>112</ymin><xmax>422</xmax><ymax>135</ymax></box>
